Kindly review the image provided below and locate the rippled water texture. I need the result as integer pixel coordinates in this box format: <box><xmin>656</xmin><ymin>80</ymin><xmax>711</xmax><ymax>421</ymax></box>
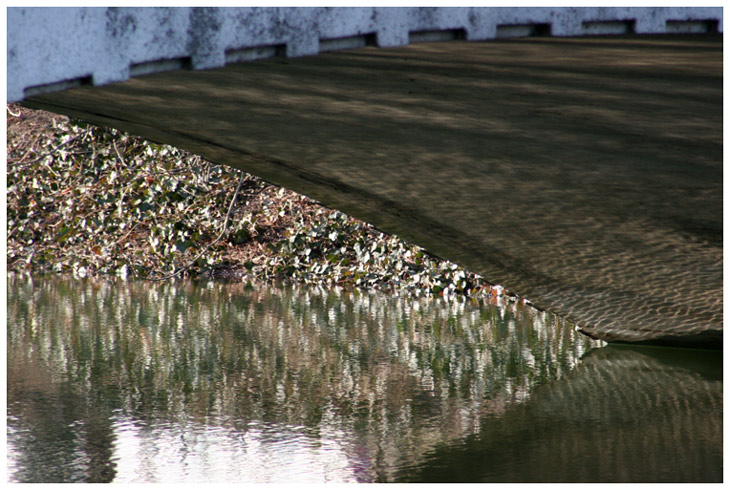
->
<box><xmin>6</xmin><ymin>274</ymin><xmax>722</xmax><ymax>482</ymax></box>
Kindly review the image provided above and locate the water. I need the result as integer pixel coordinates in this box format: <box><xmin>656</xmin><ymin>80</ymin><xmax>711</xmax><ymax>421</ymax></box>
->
<box><xmin>6</xmin><ymin>274</ymin><xmax>722</xmax><ymax>482</ymax></box>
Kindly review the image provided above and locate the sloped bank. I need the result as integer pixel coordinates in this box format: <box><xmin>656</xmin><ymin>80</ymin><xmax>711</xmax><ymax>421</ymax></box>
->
<box><xmin>7</xmin><ymin>104</ymin><xmax>512</xmax><ymax>303</ymax></box>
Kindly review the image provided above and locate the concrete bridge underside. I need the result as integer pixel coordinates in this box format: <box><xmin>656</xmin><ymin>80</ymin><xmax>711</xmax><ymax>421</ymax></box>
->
<box><xmin>9</xmin><ymin>8</ymin><xmax>723</xmax><ymax>348</ymax></box>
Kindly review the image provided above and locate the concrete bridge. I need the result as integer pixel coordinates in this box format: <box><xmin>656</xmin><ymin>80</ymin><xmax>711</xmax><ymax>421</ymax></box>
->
<box><xmin>7</xmin><ymin>7</ymin><xmax>723</xmax><ymax>348</ymax></box>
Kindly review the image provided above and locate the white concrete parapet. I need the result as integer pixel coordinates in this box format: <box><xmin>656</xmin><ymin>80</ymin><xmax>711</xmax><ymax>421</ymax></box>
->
<box><xmin>7</xmin><ymin>7</ymin><xmax>723</xmax><ymax>102</ymax></box>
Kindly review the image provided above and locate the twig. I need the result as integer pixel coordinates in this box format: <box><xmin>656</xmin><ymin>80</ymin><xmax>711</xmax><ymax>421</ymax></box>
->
<box><xmin>147</xmin><ymin>171</ymin><xmax>247</xmax><ymax>281</ymax></box>
<box><xmin>113</xmin><ymin>222</ymin><xmax>139</xmax><ymax>246</ymax></box>
<box><xmin>8</xmin><ymin>134</ymin><xmax>82</xmax><ymax>167</ymax></box>
<box><xmin>112</xmin><ymin>140</ymin><xmax>127</xmax><ymax>167</ymax></box>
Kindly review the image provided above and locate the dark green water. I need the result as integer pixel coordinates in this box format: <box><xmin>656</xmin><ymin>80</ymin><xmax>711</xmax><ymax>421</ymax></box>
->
<box><xmin>6</xmin><ymin>274</ymin><xmax>722</xmax><ymax>482</ymax></box>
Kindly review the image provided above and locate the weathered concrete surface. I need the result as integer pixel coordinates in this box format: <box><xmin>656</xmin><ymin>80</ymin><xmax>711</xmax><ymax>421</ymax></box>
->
<box><xmin>21</xmin><ymin>35</ymin><xmax>722</xmax><ymax>349</ymax></box>
<box><xmin>8</xmin><ymin>7</ymin><xmax>723</xmax><ymax>102</ymax></box>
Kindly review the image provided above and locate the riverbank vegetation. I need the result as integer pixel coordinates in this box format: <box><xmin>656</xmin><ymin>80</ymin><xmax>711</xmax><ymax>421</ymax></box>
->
<box><xmin>7</xmin><ymin>104</ymin><xmax>512</xmax><ymax>301</ymax></box>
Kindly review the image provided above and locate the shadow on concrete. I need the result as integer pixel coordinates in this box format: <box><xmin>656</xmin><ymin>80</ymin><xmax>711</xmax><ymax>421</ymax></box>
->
<box><xmin>23</xmin><ymin>35</ymin><xmax>722</xmax><ymax>348</ymax></box>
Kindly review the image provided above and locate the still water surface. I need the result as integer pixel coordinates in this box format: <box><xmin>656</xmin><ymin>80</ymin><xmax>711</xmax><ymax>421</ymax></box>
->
<box><xmin>7</xmin><ymin>274</ymin><xmax>722</xmax><ymax>482</ymax></box>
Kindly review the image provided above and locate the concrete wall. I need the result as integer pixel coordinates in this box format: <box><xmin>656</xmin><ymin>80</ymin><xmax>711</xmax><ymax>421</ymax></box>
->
<box><xmin>7</xmin><ymin>7</ymin><xmax>723</xmax><ymax>102</ymax></box>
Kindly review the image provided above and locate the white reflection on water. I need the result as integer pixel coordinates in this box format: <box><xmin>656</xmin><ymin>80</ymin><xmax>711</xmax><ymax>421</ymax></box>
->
<box><xmin>111</xmin><ymin>415</ymin><xmax>365</xmax><ymax>483</ymax></box>
<box><xmin>6</xmin><ymin>275</ymin><xmax>608</xmax><ymax>483</ymax></box>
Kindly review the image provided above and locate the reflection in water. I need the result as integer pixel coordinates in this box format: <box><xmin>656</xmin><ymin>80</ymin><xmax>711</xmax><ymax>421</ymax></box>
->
<box><xmin>396</xmin><ymin>345</ymin><xmax>723</xmax><ymax>483</ymax></box>
<box><xmin>6</xmin><ymin>274</ymin><xmax>721</xmax><ymax>482</ymax></box>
